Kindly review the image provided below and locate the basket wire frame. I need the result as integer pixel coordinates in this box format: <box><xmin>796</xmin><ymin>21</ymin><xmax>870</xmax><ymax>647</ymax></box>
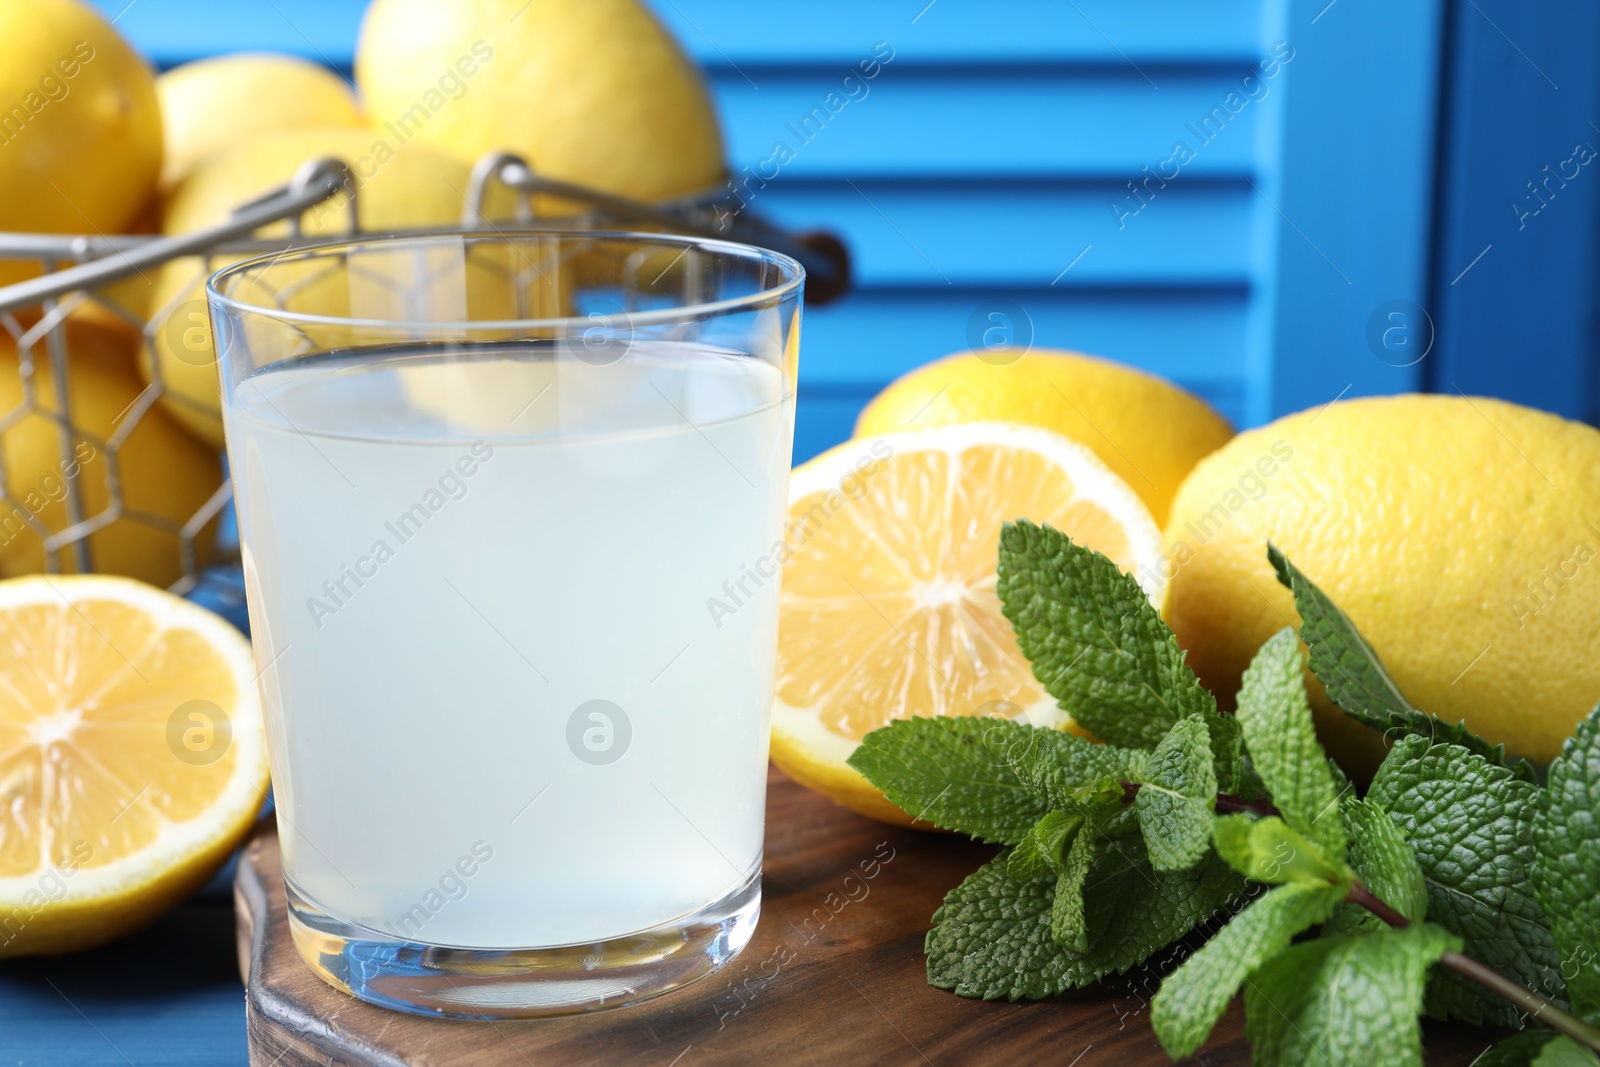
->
<box><xmin>0</xmin><ymin>153</ymin><xmax>845</xmax><ymax>616</ymax></box>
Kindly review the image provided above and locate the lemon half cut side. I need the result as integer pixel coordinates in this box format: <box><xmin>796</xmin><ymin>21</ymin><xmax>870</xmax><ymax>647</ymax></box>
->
<box><xmin>0</xmin><ymin>575</ymin><xmax>268</xmax><ymax>956</ymax></box>
<box><xmin>770</xmin><ymin>422</ymin><xmax>1167</xmax><ymax>824</ymax></box>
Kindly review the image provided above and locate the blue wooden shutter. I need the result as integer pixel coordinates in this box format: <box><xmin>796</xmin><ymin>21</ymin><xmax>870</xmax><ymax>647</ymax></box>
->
<box><xmin>659</xmin><ymin>0</ymin><xmax>1274</xmax><ymax>457</ymax></box>
<box><xmin>655</xmin><ymin>0</ymin><xmax>1456</xmax><ymax>457</ymax></box>
<box><xmin>95</xmin><ymin>0</ymin><xmax>1600</xmax><ymax>460</ymax></box>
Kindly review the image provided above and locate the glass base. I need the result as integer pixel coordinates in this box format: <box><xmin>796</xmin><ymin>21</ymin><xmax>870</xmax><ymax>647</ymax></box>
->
<box><xmin>284</xmin><ymin>870</ymin><xmax>761</xmax><ymax>1019</ymax></box>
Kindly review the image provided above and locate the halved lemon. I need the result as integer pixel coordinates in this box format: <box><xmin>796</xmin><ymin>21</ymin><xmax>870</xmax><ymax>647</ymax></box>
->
<box><xmin>0</xmin><ymin>575</ymin><xmax>268</xmax><ymax>956</ymax></box>
<box><xmin>771</xmin><ymin>422</ymin><xmax>1166</xmax><ymax>824</ymax></box>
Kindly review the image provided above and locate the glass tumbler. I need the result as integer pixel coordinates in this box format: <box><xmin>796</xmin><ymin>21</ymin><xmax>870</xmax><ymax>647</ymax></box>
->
<box><xmin>207</xmin><ymin>231</ymin><xmax>802</xmax><ymax>1017</ymax></box>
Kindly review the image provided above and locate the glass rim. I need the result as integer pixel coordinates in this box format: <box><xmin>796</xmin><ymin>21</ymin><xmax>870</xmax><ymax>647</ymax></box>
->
<box><xmin>205</xmin><ymin>227</ymin><xmax>806</xmax><ymax>334</ymax></box>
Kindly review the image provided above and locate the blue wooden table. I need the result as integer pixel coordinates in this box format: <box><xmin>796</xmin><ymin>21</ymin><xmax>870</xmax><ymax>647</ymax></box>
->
<box><xmin>6</xmin><ymin>2</ymin><xmax>1593</xmax><ymax>1063</ymax></box>
<box><xmin>0</xmin><ymin>867</ymin><xmax>247</xmax><ymax>1065</ymax></box>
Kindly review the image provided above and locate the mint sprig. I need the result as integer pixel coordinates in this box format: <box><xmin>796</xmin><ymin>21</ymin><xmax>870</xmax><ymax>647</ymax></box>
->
<box><xmin>848</xmin><ymin>526</ymin><xmax>1600</xmax><ymax>1064</ymax></box>
<box><xmin>999</xmin><ymin>520</ymin><xmax>1242</xmax><ymax>793</ymax></box>
<box><xmin>1050</xmin><ymin>844</ymin><xmax>1243</xmax><ymax>987</ymax></box>
<box><xmin>1530</xmin><ymin>1037</ymin><xmax>1600</xmax><ymax>1067</ymax></box>
<box><xmin>1242</xmin><ymin>923</ymin><xmax>1461</xmax><ymax>1067</ymax></box>
<box><xmin>1322</xmin><ymin>796</ymin><xmax>1428</xmax><ymax>936</ymax></box>
<box><xmin>1152</xmin><ymin>880</ymin><xmax>1347</xmax><ymax>1058</ymax></box>
<box><xmin>1269</xmin><ymin>543</ymin><xmax>1536</xmax><ymax>781</ymax></box>
<box><xmin>1006</xmin><ymin>809</ymin><xmax>1078</xmax><ymax>881</ymax></box>
<box><xmin>1475</xmin><ymin>1032</ymin><xmax>1564</xmax><ymax>1067</ymax></box>
<box><xmin>1212</xmin><ymin>813</ymin><xmax>1346</xmax><ymax>886</ymax></box>
<box><xmin>1369</xmin><ymin>734</ymin><xmax>1560</xmax><ymax>1026</ymax></box>
<box><xmin>921</xmin><ymin>855</ymin><xmax>1071</xmax><ymax>1000</ymax></box>
<box><xmin>1235</xmin><ymin>627</ymin><xmax>1348</xmax><ymax>860</ymax></box>
<box><xmin>1051</xmin><ymin>827</ymin><xmax>1095</xmax><ymax>952</ymax></box>
<box><xmin>847</xmin><ymin>716</ymin><xmax>1048</xmax><ymax>844</ymax></box>
<box><xmin>923</xmin><ymin>835</ymin><xmax>1243</xmax><ymax>999</ymax></box>
<box><xmin>1002</xmin><ymin>727</ymin><xmax>1146</xmax><ymax>812</ymax></box>
<box><xmin>1534</xmin><ymin>709</ymin><xmax>1600</xmax><ymax>1022</ymax></box>
<box><xmin>1133</xmin><ymin>715</ymin><xmax>1218</xmax><ymax>872</ymax></box>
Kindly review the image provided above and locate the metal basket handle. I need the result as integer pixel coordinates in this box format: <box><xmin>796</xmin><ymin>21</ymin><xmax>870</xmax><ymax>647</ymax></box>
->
<box><xmin>0</xmin><ymin>158</ymin><xmax>356</xmax><ymax>316</ymax></box>
<box><xmin>463</xmin><ymin>153</ymin><xmax>850</xmax><ymax>304</ymax></box>
<box><xmin>0</xmin><ymin>154</ymin><xmax>851</xmax><ymax>314</ymax></box>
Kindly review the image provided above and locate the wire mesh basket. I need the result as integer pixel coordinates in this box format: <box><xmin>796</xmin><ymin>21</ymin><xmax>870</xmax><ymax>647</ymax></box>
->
<box><xmin>0</xmin><ymin>153</ymin><xmax>849</xmax><ymax>621</ymax></box>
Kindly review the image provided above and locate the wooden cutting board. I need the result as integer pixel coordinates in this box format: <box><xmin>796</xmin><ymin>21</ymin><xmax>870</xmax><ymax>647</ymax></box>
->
<box><xmin>234</xmin><ymin>765</ymin><xmax>1494</xmax><ymax>1066</ymax></box>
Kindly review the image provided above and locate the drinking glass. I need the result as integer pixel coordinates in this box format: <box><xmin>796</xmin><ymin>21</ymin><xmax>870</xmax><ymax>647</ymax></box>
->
<box><xmin>207</xmin><ymin>231</ymin><xmax>802</xmax><ymax>1017</ymax></box>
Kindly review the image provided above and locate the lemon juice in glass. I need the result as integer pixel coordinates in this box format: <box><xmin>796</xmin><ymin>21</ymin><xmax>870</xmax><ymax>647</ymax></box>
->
<box><xmin>209</xmin><ymin>232</ymin><xmax>801</xmax><ymax>1017</ymax></box>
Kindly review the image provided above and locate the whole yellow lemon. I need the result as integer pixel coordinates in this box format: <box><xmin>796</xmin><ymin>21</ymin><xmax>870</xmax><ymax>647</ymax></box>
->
<box><xmin>156</xmin><ymin>53</ymin><xmax>365</xmax><ymax>188</ymax></box>
<box><xmin>143</xmin><ymin>126</ymin><xmax>478</xmax><ymax>448</ymax></box>
<box><xmin>354</xmin><ymin>0</ymin><xmax>725</xmax><ymax>203</ymax></box>
<box><xmin>0</xmin><ymin>0</ymin><xmax>162</xmax><ymax>286</ymax></box>
<box><xmin>0</xmin><ymin>323</ymin><xmax>219</xmax><ymax>588</ymax></box>
<box><xmin>1163</xmin><ymin>393</ymin><xmax>1600</xmax><ymax>772</ymax></box>
<box><xmin>855</xmin><ymin>349</ymin><xmax>1234</xmax><ymax>526</ymax></box>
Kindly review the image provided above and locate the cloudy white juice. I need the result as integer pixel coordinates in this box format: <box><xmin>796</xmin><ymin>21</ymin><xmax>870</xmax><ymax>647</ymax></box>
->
<box><xmin>225</xmin><ymin>342</ymin><xmax>792</xmax><ymax>948</ymax></box>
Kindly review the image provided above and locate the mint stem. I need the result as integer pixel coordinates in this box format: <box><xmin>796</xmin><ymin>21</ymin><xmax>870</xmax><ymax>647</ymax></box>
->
<box><xmin>1345</xmin><ymin>881</ymin><xmax>1410</xmax><ymax>928</ymax></box>
<box><xmin>1214</xmin><ymin>794</ymin><xmax>1281</xmax><ymax>817</ymax></box>
<box><xmin>1348</xmin><ymin>879</ymin><xmax>1600</xmax><ymax>1055</ymax></box>
<box><xmin>1117</xmin><ymin>782</ymin><xmax>1280</xmax><ymax>818</ymax></box>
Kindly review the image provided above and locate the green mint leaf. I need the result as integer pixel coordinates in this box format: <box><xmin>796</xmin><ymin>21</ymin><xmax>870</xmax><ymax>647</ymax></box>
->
<box><xmin>1326</xmin><ymin>755</ymin><xmax>1355</xmax><ymax>802</ymax></box>
<box><xmin>1085</xmin><ymin>785</ymin><xmax>1144</xmax><ymax>840</ymax></box>
<box><xmin>1135</xmin><ymin>715</ymin><xmax>1218</xmax><ymax>872</ymax></box>
<box><xmin>1268</xmin><ymin>543</ymin><xmax>1413</xmax><ymax>718</ymax></box>
<box><xmin>930</xmin><ymin>835</ymin><xmax>1247</xmax><ymax>999</ymax></box>
<box><xmin>1534</xmin><ymin>708</ymin><xmax>1600</xmax><ymax>1023</ymax></box>
<box><xmin>1060</xmin><ymin>838</ymin><xmax>1245</xmax><ymax>987</ymax></box>
<box><xmin>997</xmin><ymin>520</ymin><xmax>1214</xmax><ymax>750</ymax></box>
<box><xmin>1235</xmin><ymin>627</ymin><xmax>1348</xmax><ymax>860</ymax></box>
<box><xmin>924</xmin><ymin>856</ymin><xmax>1070</xmax><ymax>1000</ymax></box>
<box><xmin>1151</xmin><ymin>880</ymin><xmax>1347</xmax><ymax>1059</ymax></box>
<box><xmin>848</xmin><ymin>717</ymin><xmax>1047</xmax><ymax>844</ymax></box>
<box><xmin>1235</xmin><ymin>755</ymin><xmax>1269</xmax><ymax>803</ymax></box>
<box><xmin>1204</xmin><ymin>710</ymin><xmax>1246</xmax><ymax>797</ymax></box>
<box><xmin>1475</xmin><ymin>1033</ymin><xmax>1561</xmax><ymax>1067</ymax></box>
<box><xmin>1243</xmin><ymin>923</ymin><xmax>1461</xmax><ymax>1067</ymax></box>
<box><xmin>1269</xmin><ymin>543</ymin><xmax>1534</xmax><ymax>782</ymax></box>
<box><xmin>1532</xmin><ymin>1036</ymin><xmax>1600</xmax><ymax>1067</ymax></box>
<box><xmin>1441</xmin><ymin>1034</ymin><xmax>1600</xmax><ymax>1067</ymax></box>
<box><xmin>1051</xmin><ymin>827</ymin><xmax>1095</xmax><ymax>952</ymax></box>
<box><xmin>1323</xmin><ymin>797</ymin><xmax>1428</xmax><ymax>937</ymax></box>
<box><xmin>1003</xmin><ymin>728</ymin><xmax>1146</xmax><ymax>814</ymax></box>
<box><xmin>1213</xmin><ymin>813</ymin><xmax>1348</xmax><ymax>887</ymax></box>
<box><xmin>1371</xmin><ymin>734</ymin><xmax>1563</xmax><ymax>1027</ymax></box>
<box><xmin>1007</xmin><ymin>810</ymin><xmax>1080</xmax><ymax>881</ymax></box>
